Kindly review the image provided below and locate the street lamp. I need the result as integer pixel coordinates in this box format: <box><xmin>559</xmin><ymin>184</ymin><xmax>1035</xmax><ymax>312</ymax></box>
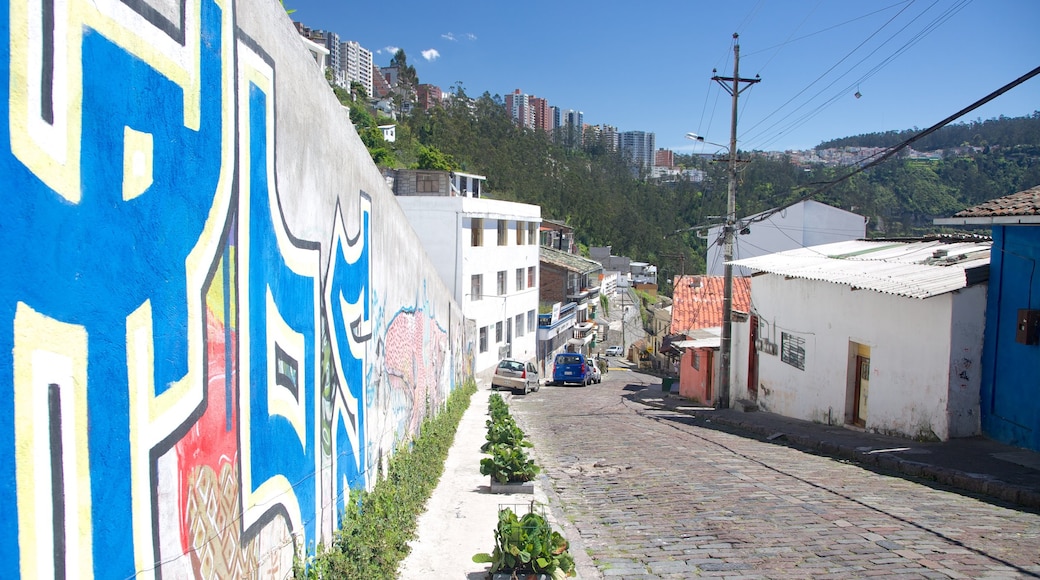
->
<box><xmin>684</xmin><ymin>133</ymin><xmax>729</xmax><ymax>152</ymax></box>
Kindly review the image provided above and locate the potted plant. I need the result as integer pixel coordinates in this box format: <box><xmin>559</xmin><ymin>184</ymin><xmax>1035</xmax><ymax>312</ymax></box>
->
<box><xmin>480</xmin><ymin>442</ymin><xmax>539</xmax><ymax>493</ymax></box>
<box><xmin>473</xmin><ymin>506</ymin><xmax>576</xmax><ymax>579</ymax></box>
<box><xmin>481</xmin><ymin>416</ymin><xmax>531</xmax><ymax>452</ymax></box>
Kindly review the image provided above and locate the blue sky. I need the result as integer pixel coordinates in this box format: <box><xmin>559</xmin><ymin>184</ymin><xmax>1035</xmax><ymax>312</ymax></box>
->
<box><xmin>286</xmin><ymin>0</ymin><xmax>1040</xmax><ymax>153</ymax></box>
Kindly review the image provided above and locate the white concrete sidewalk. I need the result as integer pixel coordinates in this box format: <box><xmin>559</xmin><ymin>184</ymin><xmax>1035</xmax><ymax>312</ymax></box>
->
<box><xmin>397</xmin><ymin>385</ymin><xmax>553</xmax><ymax>579</ymax></box>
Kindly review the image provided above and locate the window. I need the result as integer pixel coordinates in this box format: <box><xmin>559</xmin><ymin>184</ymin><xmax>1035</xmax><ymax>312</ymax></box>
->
<box><xmin>516</xmin><ymin>268</ymin><xmax>524</xmax><ymax>291</ymax></box>
<box><xmin>528</xmin><ymin>310</ymin><xmax>536</xmax><ymax>331</ymax></box>
<box><xmin>497</xmin><ymin>270</ymin><xmax>506</xmax><ymax>295</ymax></box>
<box><xmin>516</xmin><ymin>221</ymin><xmax>525</xmax><ymax>245</ymax></box>
<box><xmin>479</xmin><ymin>327</ymin><xmax>488</xmax><ymax>353</ymax></box>
<box><xmin>471</xmin><ymin>274</ymin><xmax>482</xmax><ymax>301</ymax></box>
<box><xmin>781</xmin><ymin>332</ymin><xmax>806</xmax><ymax>371</ymax></box>
<box><xmin>528</xmin><ymin>266</ymin><xmax>536</xmax><ymax>288</ymax></box>
<box><xmin>416</xmin><ymin>173</ymin><xmax>438</xmax><ymax>193</ymax></box>
<box><xmin>691</xmin><ymin>350</ymin><xmax>700</xmax><ymax>370</ymax></box>
<box><xmin>516</xmin><ymin>314</ymin><xmax>525</xmax><ymax>336</ymax></box>
<box><xmin>497</xmin><ymin>220</ymin><xmax>507</xmax><ymax>245</ymax></box>
<box><xmin>471</xmin><ymin>218</ymin><xmax>483</xmax><ymax>246</ymax></box>
<box><xmin>495</xmin><ymin>321</ymin><xmax>503</xmax><ymax>343</ymax></box>
<box><xmin>528</xmin><ymin>222</ymin><xmax>537</xmax><ymax>244</ymax></box>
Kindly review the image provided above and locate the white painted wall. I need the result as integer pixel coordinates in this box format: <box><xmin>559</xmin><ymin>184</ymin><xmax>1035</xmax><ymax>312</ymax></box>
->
<box><xmin>708</xmin><ymin>200</ymin><xmax>866</xmax><ymax>276</ymax></box>
<box><xmin>397</xmin><ymin>197</ymin><xmax>541</xmax><ymax>372</ymax></box>
<box><xmin>750</xmin><ymin>274</ymin><xmax>983</xmax><ymax>440</ymax></box>
<box><xmin>947</xmin><ymin>284</ymin><xmax>987</xmax><ymax>437</ymax></box>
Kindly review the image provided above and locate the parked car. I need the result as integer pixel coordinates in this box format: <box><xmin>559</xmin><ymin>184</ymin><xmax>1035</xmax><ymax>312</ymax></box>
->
<box><xmin>552</xmin><ymin>353</ymin><xmax>591</xmax><ymax>386</ymax></box>
<box><xmin>587</xmin><ymin>359</ymin><xmax>602</xmax><ymax>384</ymax></box>
<box><xmin>605</xmin><ymin>345</ymin><xmax>624</xmax><ymax>357</ymax></box>
<box><xmin>491</xmin><ymin>358</ymin><xmax>540</xmax><ymax>395</ymax></box>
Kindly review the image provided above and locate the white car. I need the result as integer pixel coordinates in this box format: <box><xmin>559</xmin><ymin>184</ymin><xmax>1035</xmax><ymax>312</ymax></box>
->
<box><xmin>491</xmin><ymin>358</ymin><xmax>540</xmax><ymax>394</ymax></box>
<box><xmin>587</xmin><ymin>360</ymin><xmax>602</xmax><ymax>384</ymax></box>
<box><xmin>605</xmin><ymin>345</ymin><xmax>624</xmax><ymax>357</ymax></box>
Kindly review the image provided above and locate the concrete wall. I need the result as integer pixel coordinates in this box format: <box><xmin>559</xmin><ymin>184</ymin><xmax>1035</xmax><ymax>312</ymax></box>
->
<box><xmin>980</xmin><ymin>225</ymin><xmax>1040</xmax><ymax>451</ymax></box>
<box><xmin>1</xmin><ymin>0</ymin><xmax>472</xmax><ymax>577</ymax></box>
<box><xmin>708</xmin><ymin>201</ymin><xmax>866</xmax><ymax>276</ymax></box>
<box><xmin>750</xmin><ymin>274</ymin><xmax>983</xmax><ymax>441</ymax></box>
<box><xmin>677</xmin><ymin>348</ymin><xmax>714</xmax><ymax>404</ymax></box>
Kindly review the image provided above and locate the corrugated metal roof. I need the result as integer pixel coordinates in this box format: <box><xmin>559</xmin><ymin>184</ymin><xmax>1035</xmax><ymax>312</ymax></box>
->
<box><xmin>540</xmin><ymin>246</ymin><xmax>603</xmax><ymax>274</ymax></box>
<box><xmin>730</xmin><ymin>239</ymin><xmax>991</xmax><ymax>299</ymax></box>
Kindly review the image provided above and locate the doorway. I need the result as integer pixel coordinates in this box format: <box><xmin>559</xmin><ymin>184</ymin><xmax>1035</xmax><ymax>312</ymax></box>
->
<box><xmin>848</xmin><ymin>342</ymin><xmax>870</xmax><ymax>428</ymax></box>
<box><xmin>748</xmin><ymin>315</ymin><xmax>759</xmax><ymax>402</ymax></box>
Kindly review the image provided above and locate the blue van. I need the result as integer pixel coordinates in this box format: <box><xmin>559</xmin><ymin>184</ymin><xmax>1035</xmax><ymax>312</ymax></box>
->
<box><xmin>552</xmin><ymin>352</ymin><xmax>591</xmax><ymax>386</ymax></box>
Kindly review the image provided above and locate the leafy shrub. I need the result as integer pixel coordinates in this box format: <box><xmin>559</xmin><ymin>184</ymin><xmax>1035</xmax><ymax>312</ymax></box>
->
<box><xmin>479</xmin><ymin>443</ymin><xmax>539</xmax><ymax>484</ymax></box>
<box><xmin>295</xmin><ymin>377</ymin><xmax>477</xmax><ymax>579</ymax></box>
<box><xmin>481</xmin><ymin>416</ymin><xmax>532</xmax><ymax>452</ymax></box>
<box><xmin>473</xmin><ymin>506</ymin><xmax>576</xmax><ymax>579</ymax></box>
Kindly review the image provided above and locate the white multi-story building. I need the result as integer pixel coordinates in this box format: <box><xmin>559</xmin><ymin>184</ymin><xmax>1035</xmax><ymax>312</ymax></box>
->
<box><xmin>394</xmin><ymin>177</ymin><xmax>541</xmax><ymax>373</ymax></box>
<box><xmin>619</xmin><ymin>130</ymin><xmax>655</xmax><ymax>170</ymax></box>
<box><xmin>706</xmin><ymin>200</ymin><xmax>866</xmax><ymax>276</ymax></box>
<box><xmin>340</xmin><ymin>40</ymin><xmax>373</xmax><ymax>98</ymax></box>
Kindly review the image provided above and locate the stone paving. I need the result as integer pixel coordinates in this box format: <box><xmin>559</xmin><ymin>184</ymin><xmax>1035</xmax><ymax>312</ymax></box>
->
<box><xmin>507</xmin><ymin>370</ymin><xmax>1040</xmax><ymax>580</ymax></box>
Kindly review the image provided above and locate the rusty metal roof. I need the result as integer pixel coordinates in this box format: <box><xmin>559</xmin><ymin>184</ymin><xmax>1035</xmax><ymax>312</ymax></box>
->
<box><xmin>730</xmin><ymin>239</ymin><xmax>991</xmax><ymax>299</ymax></box>
<box><xmin>670</xmin><ymin>275</ymin><xmax>751</xmax><ymax>333</ymax></box>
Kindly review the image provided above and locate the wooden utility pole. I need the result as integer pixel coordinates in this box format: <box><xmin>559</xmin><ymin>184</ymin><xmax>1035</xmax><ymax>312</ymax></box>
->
<box><xmin>711</xmin><ymin>33</ymin><xmax>759</xmax><ymax>409</ymax></box>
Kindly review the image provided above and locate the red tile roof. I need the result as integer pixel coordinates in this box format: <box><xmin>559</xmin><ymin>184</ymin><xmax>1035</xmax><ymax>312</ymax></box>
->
<box><xmin>670</xmin><ymin>275</ymin><xmax>751</xmax><ymax>333</ymax></box>
<box><xmin>953</xmin><ymin>184</ymin><xmax>1040</xmax><ymax>217</ymax></box>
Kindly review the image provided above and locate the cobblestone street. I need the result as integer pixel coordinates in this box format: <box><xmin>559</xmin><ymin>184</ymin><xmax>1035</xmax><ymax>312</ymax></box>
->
<box><xmin>509</xmin><ymin>370</ymin><xmax>1040</xmax><ymax>579</ymax></box>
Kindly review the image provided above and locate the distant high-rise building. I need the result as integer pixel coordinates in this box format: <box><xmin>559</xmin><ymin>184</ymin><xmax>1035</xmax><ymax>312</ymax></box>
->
<box><xmin>619</xmin><ymin>131</ymin><xmax>656</xmax><ymax>170</ymax></box>
<box><xmin>340</xmin><ymin>40</ymin><xmax>373</xmax><ymax>98</ymax></box>
<box><xmin>417</xmin><ymin>84</ymin><xmax>443</xmax><ymax>111</ymax></box>
<box><xmin>654</xmin><ymin>148</ymin><xmax>674</xmax><ymax>167</ymax></box>
<box><xmin>292</xmin><ymin>22</ymin><xmax>331</xmax><ymax>70</ymax></box>
<box><xmin>505</xmin><ymin>89</ymin><xmax>535</xmax><ymax>129</ymax></box>
<box><xmin>586</xmin><ymin>124</ymin><xmax>618</xmax><ymax>151</ymax></box>
<box><xmin>529</xmin><ymin>96</ymin><xmax>552</xmax><ymax>133</ymax></box>
<box><xmin>561</xmin><ymin>109</ymin><xmax>583</xmax><ymax>148</ymax></box>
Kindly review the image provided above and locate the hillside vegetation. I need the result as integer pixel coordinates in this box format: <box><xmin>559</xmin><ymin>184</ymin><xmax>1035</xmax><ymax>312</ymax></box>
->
<box><xmin>340</xmin><ymin>67</ymin><xmax>1040</xmax><ymax>287</ymax></box>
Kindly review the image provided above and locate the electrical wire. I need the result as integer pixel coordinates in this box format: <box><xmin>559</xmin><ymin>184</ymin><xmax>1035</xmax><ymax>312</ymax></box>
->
<box><xmin>744</xmin><ymin>63</ymin><xmax>1040</xmax><ymax>228</ymax></box>
<box><xmin>739</xmin><ymin>0</ymin><xmax>919</xmax><ymax>148</ymax></box>
<box><xmin>750</xmin><ymin>0</ymin><xmax>973</xmax><ymax>151</ymax></box>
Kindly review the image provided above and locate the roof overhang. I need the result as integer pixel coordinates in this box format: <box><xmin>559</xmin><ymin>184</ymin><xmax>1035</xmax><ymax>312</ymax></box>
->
<box><xmin>673</xmin><ymin>337</ymin><xmax>721</xmax><ymax>349</ymax></box>
<box><xmin>934</xmin><ymin>216</ymin><xmax>1040</xmax><ymax>225</ymax></box>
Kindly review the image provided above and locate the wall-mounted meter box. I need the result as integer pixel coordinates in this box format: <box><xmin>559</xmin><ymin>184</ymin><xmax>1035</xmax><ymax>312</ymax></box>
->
<box><xmin>1016</xmin><ymin>309</ymin><xmax>1040</xmax><ymax>345</ymax></box>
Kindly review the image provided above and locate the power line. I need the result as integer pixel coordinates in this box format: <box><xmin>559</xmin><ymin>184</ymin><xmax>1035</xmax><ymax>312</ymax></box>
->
<box><xmin>745</xmin><ymin>64</ymin><xmax>1040</xmax><ymax>228</ymax></box>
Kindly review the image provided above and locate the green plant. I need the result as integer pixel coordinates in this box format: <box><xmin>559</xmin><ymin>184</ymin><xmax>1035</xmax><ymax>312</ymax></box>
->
<box><xmin>473</xmin><ymin>506</ymin><xmax>576</xmax><ymax>579</ymax></box>
<box><xmin>481</xmin><ymin>416</ymin><xmax>532</xmax><ymax>452</ymax></box>
<box><xmin>295</xmin><ymin>377</ymin><xmax>477</xmax><ymax>579</ymax></box>
<box><xmin>488</xmin><ymin>392</ymin><xmax>510</xmax><ymax>421</ymax></box>
<box><xmin>479</xmin><ymin>443</ymin><xmax>539</xmax><ymax>483</ymax></box>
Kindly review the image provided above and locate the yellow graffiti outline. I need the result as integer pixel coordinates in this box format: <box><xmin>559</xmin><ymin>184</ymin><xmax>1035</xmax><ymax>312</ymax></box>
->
<box><xmin>8</xmin><ymin>0</ymin><xmax>219</xmax><ymax>202</ymax></box>
<box><xmin>266</xmin><ymin>287</ymin><xmax>307</xmax><ymax>449</ymax></box>
<box><xmin>236</xmin><ymin>41</ymin><xmax>320</xmax><ymax>543</ymax></box>
<box><xmin>13</xmin><ymin>302</ymin><xmax>92</xmax><ymax>579</ymax></box>
<box><xmin>121</xmin><ymin>125</ymin><xmax>153</xmax><ymax>200</ymax></box>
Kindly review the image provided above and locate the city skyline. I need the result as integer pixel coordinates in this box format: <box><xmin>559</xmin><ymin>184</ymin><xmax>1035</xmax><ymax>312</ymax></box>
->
<box><xmin>287</xmin><ymin>0</ymin><xmax>1040</xmax><ymax>153</ymax></box>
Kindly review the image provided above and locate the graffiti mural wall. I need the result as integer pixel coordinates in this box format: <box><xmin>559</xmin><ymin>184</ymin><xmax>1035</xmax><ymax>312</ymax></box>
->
<box><xmin>0</xmin><ymin>0</ymin><xmax>473</xmax><ymax>576</ymax></box>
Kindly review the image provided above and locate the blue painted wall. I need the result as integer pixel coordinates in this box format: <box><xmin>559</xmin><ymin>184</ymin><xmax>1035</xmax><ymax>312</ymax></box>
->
<box><xmin>1</xmin><ymin>0</ymin><xmax>473</xmax><ymax>576</ymax></box>
<box><xmin>980</xmin><ymin>225</ymin><xmax>1040</xmax><ymax>451</ymax></box>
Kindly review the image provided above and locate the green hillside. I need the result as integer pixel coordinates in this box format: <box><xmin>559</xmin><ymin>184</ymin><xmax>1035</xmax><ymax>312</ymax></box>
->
<box><xmin>340</xmin><ymin>71</ymin><xmax>1040</xmax><ymax>289</ymax></box>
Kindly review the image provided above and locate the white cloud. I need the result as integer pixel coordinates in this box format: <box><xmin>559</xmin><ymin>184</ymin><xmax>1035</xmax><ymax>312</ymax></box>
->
<box><xmin>421</xmin><ymin>49</ymin><xmax>440</xmax><ymax>61</ymax></box>
<box><xmin>441</xmin><ymin>32</ymin><xmax>457</xmax><ymax>41</ymax></box>
<box><xmin>378</xmin><ymin>45</ymin><xmax>399</xmax><ymax>55</ymax></box>
<box><xmin>465</xmin><ymin>33</ymin><xmax>477</xmax><ymax>41</ymax></box>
